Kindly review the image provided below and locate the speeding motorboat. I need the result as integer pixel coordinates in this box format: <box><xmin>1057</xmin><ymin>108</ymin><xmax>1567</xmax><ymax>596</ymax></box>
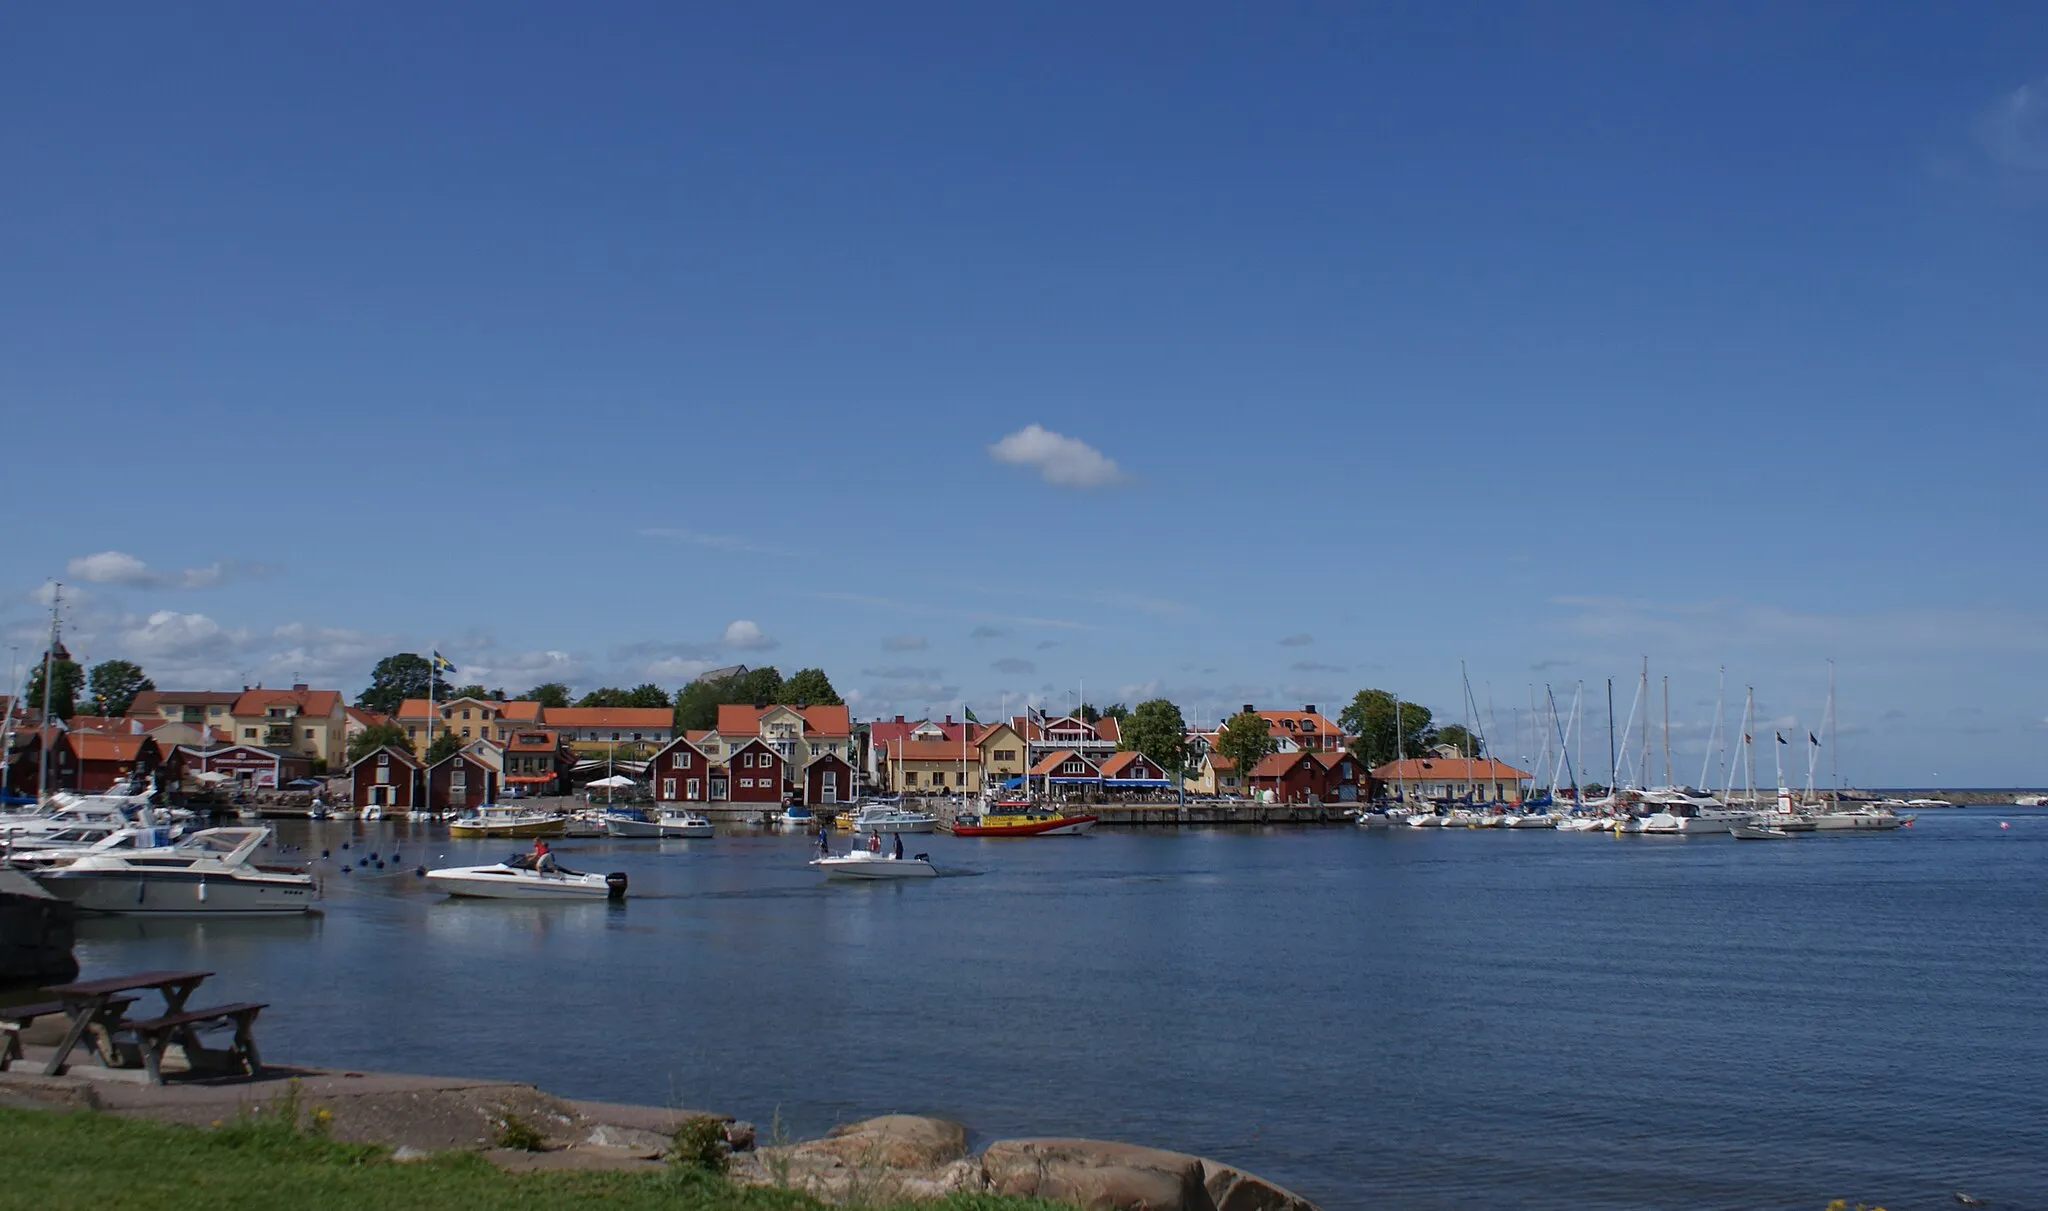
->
<box><xmin>810</xmin><ymin>850</ymin><xmax>937</xmax><ymax>879</ymax></box>
<box><xmin>33</xmin><ymin>826</ymin><xmax>313</xmax><ymax>914</ymax></box>
<box><xmin>425</xmin><ymin>854</ymin><xmax>628</xmax><ymax>900</ymax></box>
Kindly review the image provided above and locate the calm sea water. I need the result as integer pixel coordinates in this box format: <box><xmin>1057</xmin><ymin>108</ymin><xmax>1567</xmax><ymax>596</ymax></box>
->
<box><xmin>67</xmin><ymin>809</ymin><xmax>2048</xmax><ymax>1211</ymax></box>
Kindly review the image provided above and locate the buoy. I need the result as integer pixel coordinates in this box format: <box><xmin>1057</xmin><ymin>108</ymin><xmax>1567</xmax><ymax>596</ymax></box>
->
<box><xmin>340</xmin><ymin>842</ymin><xmax>350</xmax><ymax>850</ymax></box>
<box><xmin>2000</xmin><ymin>821</ymin><xmax>2010</xmax><ymax>830</ymax></box>
<box><xmin>414</xmin><ymin>866</ymin><xmax>426</xmax><ymax>877</ymax></box>
<box><xmin>321</xmin><ymin>849</ymin><xmax>330</xmax><ymax>859</ymax></box>
<box><xmin>369</xmin><ymin>852</ymin><xmax>378</xmax><ymax>861</ymax></box>
<box><xmin>374</xmin><ymin>861</ymin><xmax>384</xmax><ymax>869</ymax></box>
<box><xmin>341</xmin><ymin>864</ymin><xmax>351</xmax><ymax>873</ymax></box>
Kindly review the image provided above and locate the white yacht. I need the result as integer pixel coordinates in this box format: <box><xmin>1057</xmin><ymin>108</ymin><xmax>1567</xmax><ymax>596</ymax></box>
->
<box><xmin>849</xmin><ymin>802</ymin><xmax>937</xmax><ymax>834</ymax></box>
<box><xmin>1636</xmin><ymin>790</ymin><xmax>1748</xmax><ymax>835</ymax></box>
<box><xmin>426</xmin><ymin>856</ymin><xmax>628</xmax><ymax>900</ymax></box>
<box><xmin>4</xmin><ymin>823</ymin><xmax>180</xmax><ymax>867</ymax></box>
<box><xmin>34</xmin><ymin>827</ymin><xmax>314</xmax><ymax>914</ymax></box>
<box><xmin>605</xmin><ymin>807</ymin><xmax>714</xmax><ymax>838</ymax></box>
<box><xmin>1809</xmin><ymin>805</ymin><xmax>1909</xmax><ymax>831</ymax></box>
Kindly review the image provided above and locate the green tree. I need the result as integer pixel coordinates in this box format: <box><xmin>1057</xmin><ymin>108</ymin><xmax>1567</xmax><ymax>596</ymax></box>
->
<box><xmin>524</xmin><ymin>682</ymin><xmax>572</xmax><ymax>709</ymax></box>
<box><xmin>624</xmin><ymin>683</ymin><xmax>671</xmax><ymax>709</ymax></box>
<box><xmin>1077</xmin><ymin>702</ymin><xmax>1101</xmax><ymax>723</ymax></box>
<box><xmin>1214</xmin><ymin>710</ymin><xmax>1278</xmax><ymax>787</ymax></box>
<box><xmin>1339</xmin><ymin>689</ymin><xmax>1434</xmax><ymax>767</ymax></box>
<box><xmin>781</xmin><ymin>667</ymin><xmax>843</xmax><ymax>707</ymax></box>
<box><xmin>578</xmin><ymin>687</ymin><xmax>626</xmax><ymax>707</ymax></box>
<box><xmin>1431</xmin><ymin>723</ymin><xmax>1484</xmax><ymax>757</ymax></box>
<box><xmin>24</xmin><ymin>651</ymin><xmax>84</xmax><ymax>721</ymax></box>
<box><xmin>674</xmin><ymin>666</ymin><xmax>788</xmax><ymax>730</ymax></box>
<box><xmin>447</xmin><ymin>684</ymin><xmax>506</xmax><ymax>702</ymax></box>
<box><xmin>346</xmin><ymin>721</ymin><xmax>413</xmax><ymax>764</ymax></box>
<box><xmin>356</xmin><ymin>654</ymin><xmax>447</xmax><ymax>715</ymax></box>
<box><xmin>86</xmin><ymin>659</ymin><xmax>154</xmax><ymax>717</ymax></box>
<box><xmin>1118</xmin><ymin>698</ymin><xmax>1188</xmax><ymax>773</ymax></box>
<box><xmin>1098</xmin><ymin>703</ymin><xmax>1131</xmax><ymax>723</ymax></box>
<box><xmin>424</xmin><ymin>731</ymin><xmax>467</xmax><ymax>765</ymax></box>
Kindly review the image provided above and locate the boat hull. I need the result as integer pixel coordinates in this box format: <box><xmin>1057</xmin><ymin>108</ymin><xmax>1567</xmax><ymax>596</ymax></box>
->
<box><xmin>426</xmin><ymin>866</ymin><xmax>625</xmax><ymax>900</ymax></box>
<box><xmin>36</xmin><ymin>870</ymin><xmax>314</xmax><ymax>915</ymax></box>
<box><xmin>448</xmin><ymin>817</ymin><xmax>566</xmax><ymax>839</ymax></box>
<box><xmin>952</xmin><ymin>814</ymin><xmax>1097</xmax><ymax>837</ymax></box>
<box><xmin>1809</xmin><ymin>812</ymin><xmax>1906</xmax><ymax>831</ymax></box>
<box><xmin>851</xmin><ymin>819</ymin><xmax>938</xmax><ymax>834</ymax></box>
<box><xmin>1730</xmin><ymin>823</ymin><xmax>1795</xmax><ymax>840</ymax></box>
<box><xmin>811</xmin><ymin>855</ymin><xmax>937</xmax><ymax>879</ymax></box>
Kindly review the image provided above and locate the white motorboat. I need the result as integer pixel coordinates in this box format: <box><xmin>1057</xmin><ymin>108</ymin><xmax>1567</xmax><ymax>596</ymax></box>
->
<box><xmin>1904</xmin><ymin>798</ymin><xmax>1956</xmax><ymax>809</ymax></box>
<box><xmin>1502</xmin><ymin>812</ymin><xmax>1557</xmax><ymax>829</ymax></box>
<box><xmin>34</xmin><ymin>827</ymin><xmax>314</xmax><ymax>914</ymax></box>
<box><xmin>1555</xmin><ymin>815</ymin><xmax>1608</xmax><ymax>832</ymax></box>
<box><xmin>447</xmin><ymin>806</ymin><xmax>567</xmax><ymax>839</ymax></box>
<box><xmin>606</xmin><ymin>807</ymin><xmax>714</xmax><ymax>838</ymax></box>
<box><xmin>4</xmin><ymin>823</ymin><xmax>181</xmax><ymax>868</ymax></box>
<box><xmin>779</xmin><ymin>805</ymin><xmax>817</xmax><ymax>829</ymax></box>
<box><xmin>849</xmin><ymin>803</ymin><xmax>937</xmax><ymax>834</ymax></box>
<box><xmin>1406</xmin><ymin>811</ymin><xmax>1446</xmax><ymax>827</ymax></box>
<box><xmin>426</xmin><ymin>855</ymin><xmax>628</xmax><ymax>900</ymax></box>
<box><xmin>1809</xmin><ymin>807</ymin><xmax>1909</xmax><ymax>831</ymax></box>
<box><xmin>0</xmin><ymin>802</ymin><xmax>145</xmax><ymax>844</ymax></box>
<box><xmin>1730</xmin><ymin>820</ymin><xmax>1796</xmax><ymax>840</ymax></box>
<box><xmin>810</xmin><ymin>850</ymin><xmax>937</xmax><ymax>880</ymax></box>
<box><xmin>1354</xmin><ymin>807</ymin><xmax>1406</xmax><ymax>829</ymax></box>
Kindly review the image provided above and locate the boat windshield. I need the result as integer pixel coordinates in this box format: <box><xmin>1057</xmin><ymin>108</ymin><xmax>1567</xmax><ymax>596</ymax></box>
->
<box><xmin>176</xmin><ymin>830</ymin><xmax>258</xmax><ymax>854</ymax></box>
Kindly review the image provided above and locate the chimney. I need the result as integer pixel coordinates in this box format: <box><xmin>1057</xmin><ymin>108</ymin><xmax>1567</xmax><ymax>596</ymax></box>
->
<box><xmin>1242</xmin><ymin>704</ymin><xmax>1255</xmax><ymax>716</ymax></box>
<box><xmin>294</xmin><ymin>683</ymin><xmax>309</xmax><ymax>692</ymax></box>
<box><xmin>944</xmin><ymin>714</ymin><xmax>953</xmax><ymax>725</ymax></box>
<box><xmin>1304</xmin><ymin>704</ymin><xmax>1317</xmax><ymax>716</ymax></box>
<box><xmin>895</xmin><ymin>715</ymin><xmax>905</xmax><ymax>724</ymax></box>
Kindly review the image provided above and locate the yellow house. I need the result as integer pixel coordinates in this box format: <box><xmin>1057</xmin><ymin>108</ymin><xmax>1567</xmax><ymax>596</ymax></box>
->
<box><xmin>976</xmin><ymin>723</ymin><xmax>1028</xmax><ymax>790</ymax></box>
<box><xmin>226</xmin><ymin>687</ymin><xmax>349</xmax><ymax>770</ymax></box>
<box><xmin>880</xmin><ymin>737</ymin><xmax>984</xmax><ymax>794</ymax></box>
<box><xmin>396</xmin><ymin>697</ymin><xmax>535</xmax><ymax>757</ymax></box>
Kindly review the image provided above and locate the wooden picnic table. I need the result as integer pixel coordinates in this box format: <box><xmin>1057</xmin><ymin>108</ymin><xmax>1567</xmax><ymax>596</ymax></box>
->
<box><xmin>39</xmin><ymin>969</ymin><xmax>212</xmax><ymax>1076</ymax></box>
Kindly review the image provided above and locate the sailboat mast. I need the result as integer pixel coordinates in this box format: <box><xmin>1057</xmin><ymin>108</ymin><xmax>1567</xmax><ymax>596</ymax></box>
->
<box><xmin>37</xmin><ymin>584</ymin><xmax>60</xmax><ymax>804</ymax></box>
<box><xmin>1661</xmin><ymin>674</ymin><xmax>1671</xmax><ymax>790</ymax></box>
<box><xmin>1828</xmin><ymin>659</ymin><xmax>1839</xmax><ymax>803</ymax></box>
<box><xmin>1606</xmin><ymin>678</ymin><xmax>1616</xmax><ymax>792</ymax></box>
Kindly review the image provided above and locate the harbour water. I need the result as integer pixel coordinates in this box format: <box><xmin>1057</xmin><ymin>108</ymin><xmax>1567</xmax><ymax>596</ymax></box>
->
<box><xmin>68</xmin><ymin>808</ymin><xmax>2048</xmax><ymax>1210</ymax></box>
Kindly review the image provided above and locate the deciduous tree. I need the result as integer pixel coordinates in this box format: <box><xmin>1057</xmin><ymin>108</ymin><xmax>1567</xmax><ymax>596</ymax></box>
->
<box><xmin>1118</xmin><ymin>698</ymin><xmax>1188</xmax><ymax>773</ymax></box>
<box><xmin>86</xmin><ymin>659</ymin><xmax>154</xmax><ymax>717</ymax></box>
<box><xmin>524</xmin><ymin>682</ymin><xmax>572</xmax><ymax>709</ymax></box>
<box><xmin>1214</xmin><ymin>710</ymin><xmax>1277</xmax><ymax>786</ymax></box>
<box><xmin>424</xmin><ymin>731</ymin><xmax>467</xmax><ymax>765</ymax></box>
<box><xmin>346</xmin><ymin>721</ymin><xmax>413</xmax><ymax>764</ymax></box>
<box><xmin>24</xmin><ymin>653</ymin><xmax>84</xmax><ymax>721</ymax></box>
<box><xmin>1339</xmin><ymin>689</ymin><xmax>1434</xmax><ymax>767</ymax></box>
<box><xmin>1431</xmin><ymin>723</ymin><xmax>1484</xmax><ymax>758</ymax></box>
<box><xmin>357</xmin><ymin>654</ymin><xmax>446</xmax><ymax>716</ymax></box>
<box><xmin>781</xmin><ymin>667</ymin><xmax>842</xmax><ymax>707</ymax></box>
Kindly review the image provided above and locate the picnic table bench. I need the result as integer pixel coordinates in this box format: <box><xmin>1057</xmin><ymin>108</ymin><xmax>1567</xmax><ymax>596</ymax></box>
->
<box><xmin>13</xmin><ymin>970</ymin><xmax>268</xmax><ymax>1083</ymax></box>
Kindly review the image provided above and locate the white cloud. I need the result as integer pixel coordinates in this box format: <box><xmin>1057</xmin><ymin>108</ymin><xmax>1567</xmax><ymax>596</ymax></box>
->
<box><xmin>880</xmin><ymin>635</ymin><xmax>928</xmax><ymax>652</ymax></box>
<box><xmin>645</xmin><ymin>656</ymin><xmax>716</xmax><ymax>682</ymax></box>
<box><xmin>1976</xmin><ymin>77</ymin><xmax>2048</xmax><ymax>172</ymax></box>
<box><xmin>119</xmin><ymin>610</ymin><xmax>241</xmax><ymax>665</ymax></box>
<box><xmin>987</xmin><ymin>424</ymin><xmax>1128</xmax><ymax>489</ymax></box>
<box><xmin>722</xmin><ymin>620</ymin><xmax>779</xmax><ymax>651</ymax></box>
<box><xmin>66</xmin><ymin>550</ymin><xmax>230</xmax><ymax>589</ymax></box>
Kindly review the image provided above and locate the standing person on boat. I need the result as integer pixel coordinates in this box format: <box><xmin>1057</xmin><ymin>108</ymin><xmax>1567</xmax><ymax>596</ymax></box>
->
<box><xmin>817</xmin><ymin>822</ymin><xmax>830</xmax><ymax>855</ymax></box>
<box><xmin>532</xmin><ymin>837</ymin><xmax>556</xmax><ymax>873</ymax></box>
<box><xmin>892</xmin><ymin>833</ymin><xmax>904</xmax><ymax>860</ymax></box>
<box><xmin>867</xmin><ymin>831</ymin><xmax>882</xmax><ymax>853</ymax></box>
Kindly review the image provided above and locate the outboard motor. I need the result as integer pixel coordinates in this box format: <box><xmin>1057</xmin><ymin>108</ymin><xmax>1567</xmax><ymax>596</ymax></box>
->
<box><xmin>605</xmin><ymin>871</ymin><xmax>629</xmax><ymax>901</ymax></box>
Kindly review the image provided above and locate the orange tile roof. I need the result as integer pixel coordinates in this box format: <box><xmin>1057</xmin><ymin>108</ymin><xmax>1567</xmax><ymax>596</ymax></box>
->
<box><xmin>64</xmin><ymin>715</ymin><xmax>141</xmax><ymax>734</ymax></box>
<box><xmin>345</xmin><ymin>706</ymin><xmax>393</xmax><ymax>728</ymax></box>
<box><xmin>1098</xmin><ymin>751</ymin><xmax>1161</xmax><ymax>778</ymax></box>
<box><xmin>1256</xmin><ymin>710</ymin><xmax>1342</xmax><ymax>741</ymax></box>
<box><xmin>232</xmin><ymin>688</ymin><xmax>343</xmax><ymax>718</ymax></box>
<box><xmin>889</xmin><ymin>739</ymin><xmax>983</xmax><ymax>763</ymax></box>
<box><xmin>1028</xmin><ymin>749</ymin><xmax>1097</xmax><ymax>777</ymax></box>
<box><xmin>1249</xmin><ymin>751</ymin><xmax>1314</xmax><ymax>779</ymax></box>
<box><xmin>497</xmin><ymin>700</ymin><xmax>543</xmax><ymax>723</ymax></box>
<box><xmin>1207</xmin><ymin>754</ymin><xmax>1236</xmax><ymax>773</ymax></box>
<box><xmin>715</xmin><ymin>703</ymin><xmax>852</xmax><ymax>737</ymax></box>
<box><xmin>68</xmin><ymin>733</ymin><xmax>152</xmax><ymax>762</ymax></box>
<box><xmin>504</xmin><ymin>730</ymin><xmax>562</xmax><ymax>753</ymax></box>
<box><xmin>540</xmin><ymin>707</ymin><xmax>673</xmax><ymax>729</ymax></box>
<box><xmin>1370</xmin><ymin>757</ymin><xmax>1531</xmax><ymax>780</ymax></box>
<box><xmin>1095</xmin><ymin>717</ymin><xmax>1121</xmax><ymax>743</ymax></box>
<box><xmin>350</xmin><ymin>744</ymin><xmax>421</xmax><ymax>769</ymax></box>
<box><xmin>130</xmin><ymin>690</ymin><xmax>239</xmax><ymax>714</ymax></box>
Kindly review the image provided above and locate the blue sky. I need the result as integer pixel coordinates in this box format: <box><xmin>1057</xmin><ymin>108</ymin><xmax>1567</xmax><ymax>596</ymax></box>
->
<box><xmin>3</xmin><ymin>3</ymin><xmax>2044</xmax><ymax>784</ymax></box>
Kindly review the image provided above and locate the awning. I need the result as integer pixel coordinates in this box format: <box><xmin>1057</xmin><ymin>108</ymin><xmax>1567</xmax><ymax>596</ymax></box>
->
<box><xmin>1048</xmin><ymin>776</ymin><xmax>1100</xmax><ymax>784</ymax></box>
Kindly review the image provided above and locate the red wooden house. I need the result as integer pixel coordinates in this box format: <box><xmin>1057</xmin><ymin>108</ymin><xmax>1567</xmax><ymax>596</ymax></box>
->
<box><xmin>1313</xmin><ymin>751</ymin><xmax>1366</xmax><ymax>802</ymax></box>
<box><xmin>350</xmin><ymin>745</ymin><xmax>423</xmax><ymax>813</ymax></box>
<box><xmin>725</xmin><ymin>738</ymin><xmax>783</xmax><ymax>803</ymax></box>
<box><xmin>803</xmin><ymin>752</ymin><xmax>853</xmax><ymax>805</ymax></box>
<box><xmin>1099</xmin><ymin>750</ymin><xmax>1173</xmax><ymax>791</ymax></box>
<box><xmin>1247</xmin><ymin>750</ymin><xmax>1322</xmax><ymax>803</ymax></box>
<box><xmin>67</xmin><ymin>733</ymin><xmax>163</xmax><ymax>794</ymax></box>
<box><xmin>649</xmin><ymin>736</ymin><xmax>711</xmax><ymax>803</ymax></box>
<box><xmin>428</xmin><ymin>750</ymin><xmax>499</xmax><ymax>812</ymax></box>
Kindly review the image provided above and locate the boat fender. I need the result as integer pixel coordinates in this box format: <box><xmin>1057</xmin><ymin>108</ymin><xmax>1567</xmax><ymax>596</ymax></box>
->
<box><xmin>414</xmin><ymin>866</ymin><xmax>426</xmax><ymax>877</ymax></box>
<box><xmin>340</xmin><ymin>864</ymin><xmax>350</xmax><ymax>874</ymax></box>
<box><xmin>340</xmin><ymin>842</ymin><xmax>349</xmax><ymax>851</ymax></box>
<box><xmin>605</xmin><ymin>871</ymin><xmax>629</xmax><ymax>901</ymax></box>
<box><xmin>198</xmin><ymin>878</ymin><xmax>206</xmax><ymax>903</ymax></box>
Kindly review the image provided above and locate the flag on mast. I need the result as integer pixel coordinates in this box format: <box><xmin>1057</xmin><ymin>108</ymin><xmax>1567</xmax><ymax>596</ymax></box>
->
<box><xmin>432</xmin><ymin>652</ymin><xmax>457</xmax><ymax>675</ymax></box>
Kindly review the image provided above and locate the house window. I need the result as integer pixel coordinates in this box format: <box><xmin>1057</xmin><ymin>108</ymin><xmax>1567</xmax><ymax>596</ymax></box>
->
<box><xmin>378</xmin><ymin>753</ymin><xmax>389</xmax><ymax>767</ymax></box>
<box><xmin>452</xmin><ymin>770</ymin><xmax>467</xmax><ymax>788</ymax></box>
<box><xmin>461</xmin><ymin>709</ymin><xmax>470</xmax><ymax>720</ymax></box>
<box><xmin>1064</xmin><ymin>761</ymin><xmax>1083</xmax><ymax>774</ymax></box>
<box><xmin>408</xmin><ymin>728</ymin><xmax>418</xmax><ymax>739</ymax></box>
<box><xmin>702</xmin><ymin>743</ymin><xmax>718</xmax><ymax>754</ymax></box>
<box><xmin>662</xmin><ymin>778</ymin><xmax>676</xmax><ymax>799</ymax></box>
<box><xmin>461</xmin><ymin>728</ymin><xmax>471</xmax><ymax>739</ymax></box>
<box><xmin>995</xmin><ymin>749</ymin><xmax>1016</xmax><ymax>762</ymax></box>
<box><xmin>632</xmin><ymin>733</ymin><xmax>642</xmax><ymax>741</ymax></box>
<box><xmin>243</xmin><ymin>728</ymin><xmax>256</xmax><ymax>739</ymax></box>
<box><xmin>611</xmin><ymin>732</ymin><xmax>620</xmax><ymax>741</ymax></box>
<box><xmin>674</xmin><ymin>753</ymin><xmax>690</xmax><ymax>769</ymax></box>
<box><xmin>904</xmin><ymin>772</ymin><xmax>919</xmax><ymax>786</ymax></box>
<box><xmin>739</xmin><ymin>777</ymin><xmax>753</xmax><ymax>789</ymax></box>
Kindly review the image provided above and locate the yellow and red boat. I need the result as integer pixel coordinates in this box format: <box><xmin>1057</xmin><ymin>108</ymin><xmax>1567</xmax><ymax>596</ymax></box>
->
<box><xmin>950</xmin><ymin>800</ymin><xmax>1097</xmax><ymax>837</ymax></box>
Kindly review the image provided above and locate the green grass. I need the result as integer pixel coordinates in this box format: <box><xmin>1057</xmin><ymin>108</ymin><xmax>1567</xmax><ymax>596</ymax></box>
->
<box><xmin>0</xmin><ymin>1106</ymin><xmax>1061</xmax><ymax>1211</ymax></box>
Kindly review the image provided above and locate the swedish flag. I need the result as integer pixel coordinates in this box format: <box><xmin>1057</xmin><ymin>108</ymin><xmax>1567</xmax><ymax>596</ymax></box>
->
<box><xmin>432</xmin><ymin>652</ymin><xmax>457</xmax><ymax>675</ymax></box>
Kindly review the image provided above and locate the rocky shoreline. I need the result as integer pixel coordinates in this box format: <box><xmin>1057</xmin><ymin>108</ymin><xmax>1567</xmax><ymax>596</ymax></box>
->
<box><xmin>0</xmin><ymin>1061</ymin><xmax>1317</xmax><ymax>1211</ymax></box>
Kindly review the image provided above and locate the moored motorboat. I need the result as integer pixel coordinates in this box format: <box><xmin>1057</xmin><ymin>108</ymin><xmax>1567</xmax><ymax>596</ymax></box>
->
<box><xmin>778</xmin><ymin>804</ymin><xmax>816</xmax><ymax>828</ymax></box>
<box><xmin>849</xmin><ymin>802</ymin><xmax>938</xmax><ymax>834</ymax></box>
<box><xmin>606</xmin><ymin>807</ymin><xmax>713</xmax><ymax>838</ymax></box>
<box><xmin>810</xmin><ymin>851</ymin><xmax>937</xmax><ymax>879</ymax></box>
<box><xmin>1730</xmin><ymin>820</ymin><xmax>1795</xmax><ymax>840</ymax></box>
<box><xmin>950</xmin><ymin>803</ymin><xmax>1096</xmax><ymax>836</ymax></box>
<box><xmin>426</xmin><ymin>855</ymin><xmax>627</xmax><ymax>900</ymax></box>
<box><xmin>33</xmin><ymin>826</ymin><xmax>314</xmax><ymax>914</ymax></box>
<box><xmin>448</xmin><ymin>806</ymin><xmax>567</xmax><ymax>839</ymax></box>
